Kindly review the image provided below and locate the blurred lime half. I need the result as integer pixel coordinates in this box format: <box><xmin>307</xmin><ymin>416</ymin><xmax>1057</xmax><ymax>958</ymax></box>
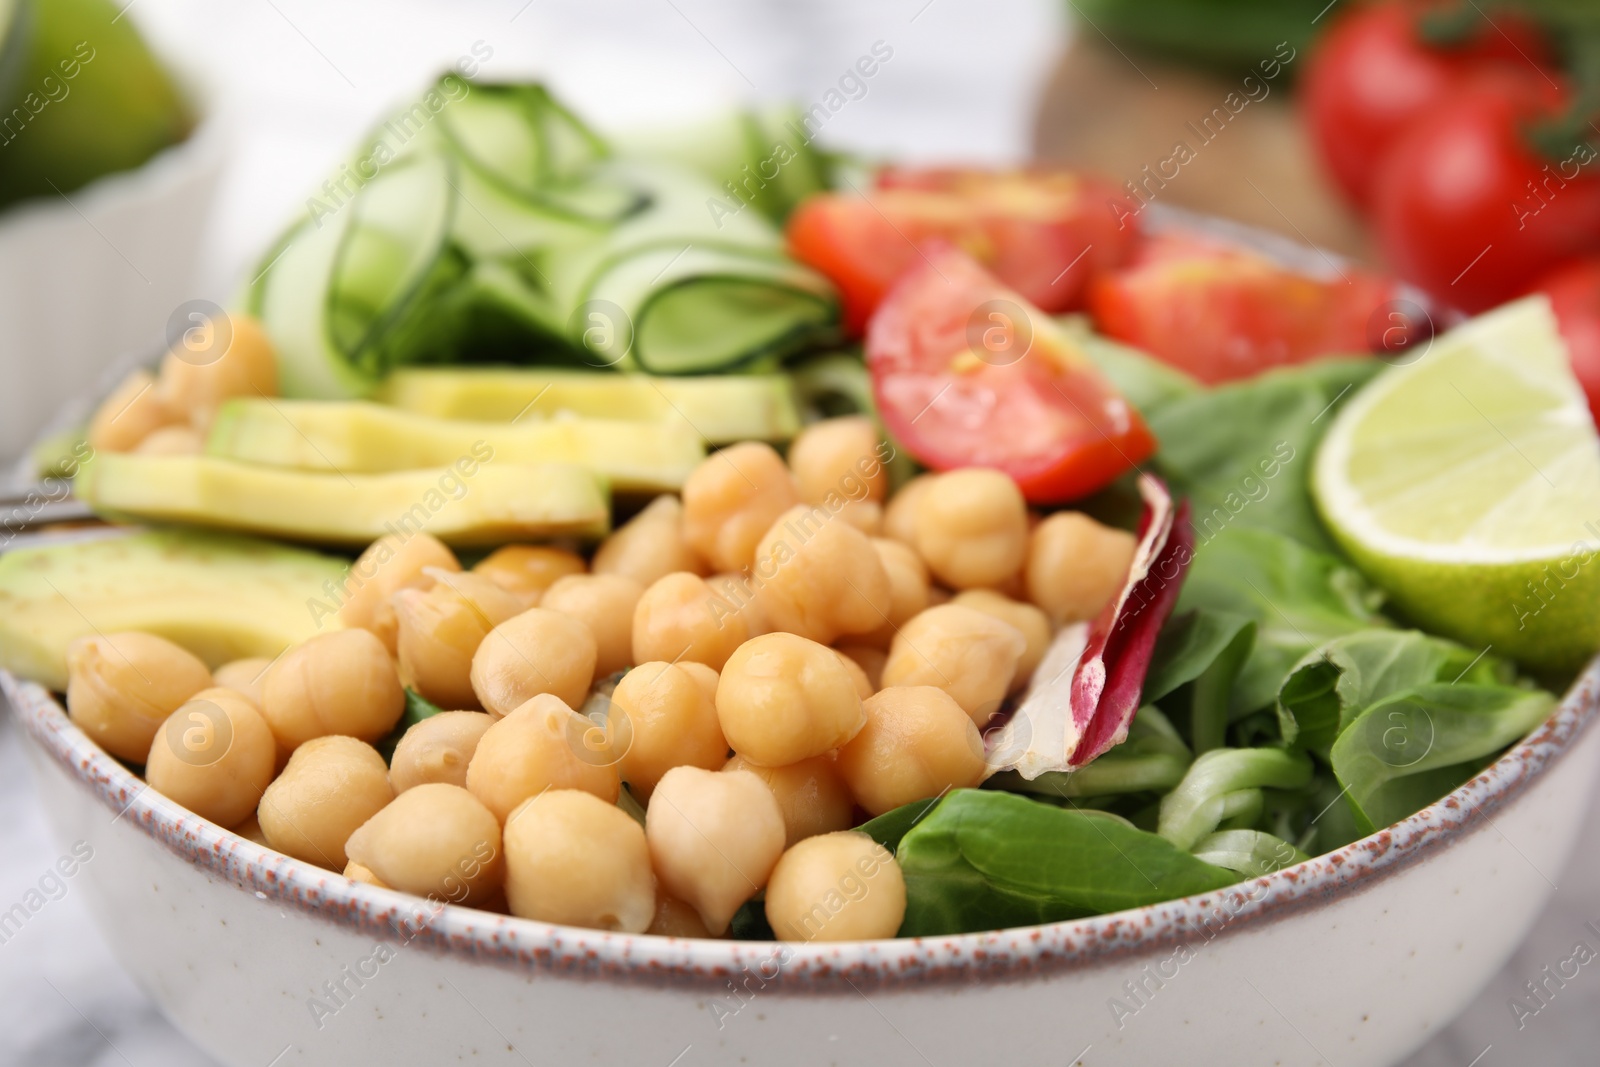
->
<box><xmin>1313</xmin><ymin>296</ymin><xmax>1600</xmax><ymax>675</ymax></box>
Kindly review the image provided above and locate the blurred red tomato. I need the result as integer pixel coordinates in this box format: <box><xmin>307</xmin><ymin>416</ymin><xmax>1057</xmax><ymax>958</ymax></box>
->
<box><xmin>1372</xmin><ymin>73</ymin><xmax>1600</xmax><ymax>313</ymax></box>
<box><xmin>1525</xmin><ymin>257</ymin><xmax>1600</xmax><ymax>423</ymax></box>
<box><xmin>1086</xmin><ymin>231</ymin><xmax>1400</xmax><ymax>384</ymax></box>
<box><xmin>1303</xmin><ymin>1</ymin><xmax>1554</xmax><ymax>209</ymax></box>
<box><xmin>787</xmin><ymin>168</ymin><xmax>1137</xmax><ymax>335</ymax></box>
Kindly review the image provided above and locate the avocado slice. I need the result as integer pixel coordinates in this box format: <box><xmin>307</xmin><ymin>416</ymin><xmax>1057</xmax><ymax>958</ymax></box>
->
<box><xmin>0</xmin><ymin>0</ymin><xmax>192</xmax><ymax>209</ymax></box>
<box><xmin>205</xmin><ymin>399</ymin><xmax>705</xmax><ymax>493</ymax></box>
<box><xmin>74</xmin><ymin>453</ymin><xmax>609</xmax><ymax>547</ymax></box>
<box><xmin>0</xmin><ymin>529</ymin><xmax>348</xmax><ymax>691</ymax></box>
<box><xmin>373</xmin><ymin>369</ymin><xmax>802</xmax><ymax>444</ymax></box>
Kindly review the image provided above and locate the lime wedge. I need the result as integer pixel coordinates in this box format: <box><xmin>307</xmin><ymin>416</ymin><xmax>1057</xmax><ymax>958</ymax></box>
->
<box><xmin>1313</xmin><ymin>296</ymin><xmax>1600</xmax><ymax>675</ymax></box>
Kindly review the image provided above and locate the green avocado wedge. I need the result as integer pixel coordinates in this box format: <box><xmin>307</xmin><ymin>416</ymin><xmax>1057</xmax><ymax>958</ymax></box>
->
<box><xmin>0</xmin><ymin>529</ymin><xmax>347</xmax><ymax>691</ymax></box>
<box><xmin>0</xmin><ymin>0</ymin><xmax>191</xmax><ymax>209</ymax></box>
<box><xmin>205</xmin><ymin>398</ymin><xmax>705</xmax><ymax>493</ymax></box>
<box><xmin>74</xmin><ymin>452</ymin><xmax>609</xmax><ymax>547</ymax></box>
<box><xmin>373</xmin><ymin>368</ymin><xmax>802</xmax><ymax>444</ymax></box>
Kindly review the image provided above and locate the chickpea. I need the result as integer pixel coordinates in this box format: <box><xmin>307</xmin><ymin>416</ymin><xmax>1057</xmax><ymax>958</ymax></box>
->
<box><xmin>503</xmin><ymin>790</ymin><xmax>655</xmax><ymax>932</ymax></box>
<box><xmin>257</xmin><ymin>736</ymin><xmax>393</xmax><ymax>869</ymax></box>
<box><xmin>765</xmin><ymin>832</ymin><xmax>906</xmax><ymax>942</ymax></box>
<box><xmin>706</xmin><ymin>572</ymin><xmax>767</xmax><ymax>637</ymax></box>
<box><xmin>632</xmin><ymin>572</ymin><xmax>748</xmax><ymax>670</ymax></box>
<box><xmin>724</xmin><ymin>754</ymin><xmax>854</xmax><ymax>848</ymax></box>
<box><xmin>155</xmin><ymin>312</ymin><xmax>278</xmax><ymax>431</ymax></box>
<box><xmin>860</xmin><ymin>538</ymin><xmax>932</xmax><ymax>648</ymax></box>
<box><xmin>1026</xmin><ymin>511</ymin><xmax>1138</xmax><ymax>624</ymax></box>
<box><xmin>344</xmin><ymin>861</ymin><xmax>389</xmax><ymax>888</ymax></box>
<box><xmin>134</xmin><ymin>424</ymin><xmax>203</xmax><ymax>455</ymax></box>
<box><xmin>789</xmin><ymin>417</ymin><xmax>887</xmax><ymax>501</ymax></box>
<box><xmin>749</xmin><ymin>505</ymin><xmax>893</xmax><ymax>645</ymax></box>
<box><xmin>678</xmin><ymin>661</ymin><xmax>721</xmax><ymax>703</ymax></box>
<box><xmin>65</xmin><ymin>632</ymin><xmax>212</xmax><ymax>762</ymax></box>
<box><xmin>339</xmin><ymin>533</ymin><xmax>461</xmax><ymax>651</ymax></box>
<box><xmin>539</xmin><ymin>573</ymin><xmax>643</xmax><ymax>677</ymax></box>
<box><xmin>608</xmin><ymin>662</ymin><xmax>729</xmax><ymax>801</ymax></box>
<box><xmin>836</xmin><ymin>687</ymin><xmax>987</xmax><ymax>815</ymax></box>
<box><xmin>715</xmin><ymin>632</ymin><xmax>865</xmax><ymax>767</ymax></box>
<box><xmin>647</xmin><ymin>896</ymin><xmax>719</xmax><ymax>938</ymax></box>
<box><xmin>145</xmin><ymin>688</ymin><xmax>276</xmax><ymax>828</ymax></box>
<box><xmin>260</xmin><ymin>629</ymin><xmax>405</xmax><ymax>750</ymax></box>
<box><xmin>952</xmin><ymin>590</ymin><xmax>1052</xmax><ymax>692</ymax></box>
<box><xmin>834</xmin><ymin>643</ymin><xmax>886</xmax><ymax>691</ymax></box>
<box><xmin>592</xmin><ymin>495</ymin><xmax>706</xmax><ymax>587</ymax></box>
<box><xmin>913</xmin><ymin>469</ymin><xmax>1029</xmax><ymax>590</ymax></box>
<box><xmin>834</xmin><ymin>651</ymin><xmax>873</xmax><ymax>701</ymax></box>
<box><xmin>211</xmin><ymin>657</ymin><xmax>271</xmax><ymax>706</ymax></box>
<box><xmin>345</xmin><ymin>783</ymin><xmax>503</xmax><ymax>907</ymax></box>
<box><xmin>646</xmin><ymin>766</ymin><xmax>785</xmax><ymax>935</ymax></box>
<box><xmin>393</xmin><ymin>572</ymin><xmax>524</xmax><ymax>709</ymax></box>
<box><xmin>471</xmin><ymin>607</ymin><xmax>598</xmax><ymax>717</ymax></box>
<box><xmin>682</xmin><ymin>442</ymin><xmax>800</xmax><ymax>572</ymax></box>
<box><xmin>465</xmin><ymin>694</ymin><xmax>620</xmax><ymax>822</ymax></box>
<box><xmin>882</xmin><ymin>473</ymin><xmax>933</xmax><ymax>546</ymax></box>
<box><xmin>390</xmin><ymin>711</ymin><xmax>494</xmax><ymax>792</ymax></box>
<box><xmin>880</xmin><ymin>605</ymin><xmax>1025</xmax><ymax>726</ymax></box>
<box><xmin>87</xmin><ymin>369</ymin><xmax>180</xmax><ymax>453</ymax></box>
<box><xmin>473</xmin><ymin>545</ymin><xmax>586</xmax><ymax>607</ymax></box>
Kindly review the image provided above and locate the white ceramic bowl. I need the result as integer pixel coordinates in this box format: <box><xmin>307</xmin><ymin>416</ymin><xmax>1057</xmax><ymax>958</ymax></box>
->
<box><xmin>0</xmin><ymin>101</ymin><xmax>226</xmax><ymax>462</ymax></box>
<box><xmin>6</xmin><ymin>657</ymin><xmax>1598</xmax><ymax>1067</ymax></box>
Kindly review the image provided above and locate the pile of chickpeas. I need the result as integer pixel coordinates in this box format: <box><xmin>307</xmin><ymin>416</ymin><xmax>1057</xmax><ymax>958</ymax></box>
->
<box><xmin>64</xmin><ymin>415</ymin><xmax>1138</xmax><ymax>942</ymax></box>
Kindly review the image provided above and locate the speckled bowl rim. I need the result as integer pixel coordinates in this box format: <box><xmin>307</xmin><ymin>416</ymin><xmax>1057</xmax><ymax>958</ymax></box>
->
<box><xmin>6</xmin><ymin>658</ymin><xmax>1598</xmax><ymax>993</ymax></box>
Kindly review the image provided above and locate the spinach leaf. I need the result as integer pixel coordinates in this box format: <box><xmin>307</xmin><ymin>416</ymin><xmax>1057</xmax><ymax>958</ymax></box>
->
<box><xmin>1146</xmin><ymin>357</ymin><xmax>1381</xmax><ymax>553</ymax></box>
<box><xmin>1157</xmin><ymin>747</ymin><xmax>1315</xmax><ymax>850</ymax></box>
<box><xmin>1276</xmin><ymin>630</ymin><xmax>1508</xmax><ymax>753</ymax></box>
<box><xmin>894</xmin><ymin>790</ymin><xmax>1238</xmax><ymax>936</ymax></box>
<box><xmin>856</xmin><ymin>795</ymin><xmax>946</xmax><ymax>853</ymax></box>
<box><xmin>1146</xmin><ymin>609</ymin><xmax>1256</xmax><ymax>703</ymax></box>
<box><xmin>1331</xmin><ymin>683</ymin><xmax>1554</xmax><ymax>834</ymax></box>
<box><xmin>1178</xmin><ymin>527</ymin><xmax>1388</xmax><ymax>716</ymax></box>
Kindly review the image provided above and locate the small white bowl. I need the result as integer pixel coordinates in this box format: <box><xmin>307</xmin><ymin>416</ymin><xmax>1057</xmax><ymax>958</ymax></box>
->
<box><xmin>7</xmin><ymin>659</ymin><xmax>1598</xmax><ymax>1067</ymax></box>
<box><xmin>0</xmin><ymin>102</ymin><xmax>226</xmax><ymax>461</ymax></box>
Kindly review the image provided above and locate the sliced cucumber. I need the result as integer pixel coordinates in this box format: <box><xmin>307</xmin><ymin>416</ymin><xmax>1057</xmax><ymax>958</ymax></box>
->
<box><xmin>253</xmin><ymin>154</ymin><xmax>458</xmax><ymax>397</ymax></box>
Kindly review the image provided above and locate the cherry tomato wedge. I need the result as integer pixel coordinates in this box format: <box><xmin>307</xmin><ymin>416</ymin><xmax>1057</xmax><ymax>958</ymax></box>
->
<box><xmin>1303</xmin><ymin>0</ymin><xmax>1553</xmax><ymax>210</ymax></box>
<box><xmin>787</xmin><ymin>168</ymin><xmax>1137</xmax><ymax>335</ymax></box>
<box><xmin>867</xmin><ymin>243</ymin><xmax>1154</xmax><ymax>503</ymax></box>
<box><xmin>1525</xmin><ymin>257</ymin><xmax>1600</xmax><ymax>425</ymax></box>
<box><xmin>1086</xmin><ymin>231</ymin><xmax>1401</xmax><ymax>384</ymax></box>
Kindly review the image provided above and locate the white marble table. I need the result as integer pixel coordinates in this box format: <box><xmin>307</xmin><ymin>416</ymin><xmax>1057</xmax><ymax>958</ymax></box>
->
<box><xmin>4</xmin><ymin>1</ymin><xmax>1598</xmax><ymax>1062</ymax></box>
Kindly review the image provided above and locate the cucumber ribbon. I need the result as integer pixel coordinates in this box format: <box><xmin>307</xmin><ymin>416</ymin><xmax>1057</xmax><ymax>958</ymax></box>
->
<box><xmin>248</xmin><ymin>79</ymin><xmax>839</xmax><ymax>397</ymax></box>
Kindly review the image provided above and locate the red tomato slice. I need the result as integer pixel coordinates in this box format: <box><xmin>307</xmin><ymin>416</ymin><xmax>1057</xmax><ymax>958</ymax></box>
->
<box><xmin>866</xmin><ymin>244</ymin><xmax>1155</xmax><ymax>503</ymax></box>
<box><xmin>1086</xmin><ymin>231</ymin><xmax>1401</xmax><ymax>384</ymax></box>
<box><xmin>787</xmin><ymin>168</ymin><xmax>1137</xmax><ymax>335</ymax></box>
<box><xmin>1525</xmin><ymin>257</ymin><xmax>1600</xmax><ymax>425</ymax></box>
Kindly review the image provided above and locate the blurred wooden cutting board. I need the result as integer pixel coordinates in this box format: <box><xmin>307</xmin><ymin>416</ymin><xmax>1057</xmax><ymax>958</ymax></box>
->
<box><xmin>1032</xmin><ymin>33</ymin><xmax>1378</xmax><ymax>264</ymax></box>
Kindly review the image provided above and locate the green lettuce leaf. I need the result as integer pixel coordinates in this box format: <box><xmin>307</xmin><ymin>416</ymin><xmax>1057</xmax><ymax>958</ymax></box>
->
<box><xmin>1331</xmin><ymin>683</ymin><xmax>1554</xmax><ymax>834</ymax></box>
<box><xmin>894</xmin><ymin>790</ymin><xmax>1238</xmax><ymax>936</ymax></box>
<box><xmin>1177</xmin><ymin>527</ymin><xmax>1388</xmax><ymax>716</ymax></box>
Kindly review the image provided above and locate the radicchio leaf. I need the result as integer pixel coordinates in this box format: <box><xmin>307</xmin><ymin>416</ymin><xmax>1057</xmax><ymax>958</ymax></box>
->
<box><xmin>986</xmin><ymin>474</ymin><xmax>1194</xmax><ymax>778</ymax></box>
